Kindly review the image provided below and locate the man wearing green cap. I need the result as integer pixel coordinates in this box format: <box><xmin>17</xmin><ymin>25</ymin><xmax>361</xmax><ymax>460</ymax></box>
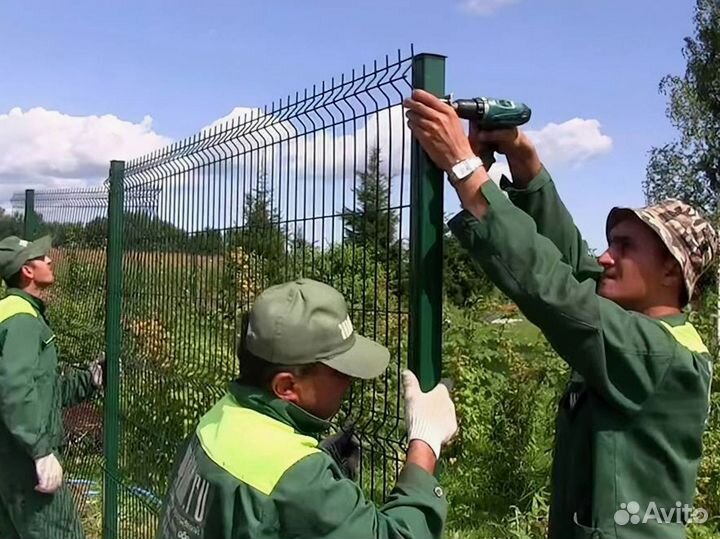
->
<box><xmin>0</xmin><ymin>235</ymin><xmax>105</xmax><ymax>539</ymax></box>
<box><xmin>156</xmin><ymin>278</ymin><xmax>458</xmax><ymax>539</ymax></box>
<box><xmin>405</xmin><ymin>89</ymin><xmax>717</xmax><ymax>538</ymax></box>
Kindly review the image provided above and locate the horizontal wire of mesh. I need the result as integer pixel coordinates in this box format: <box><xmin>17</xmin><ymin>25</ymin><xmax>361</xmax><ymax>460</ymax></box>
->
<box><xmin>10</xmin><ymin>193</ymin><xmax>26</xmax><ymax>216</ymax></box>
<box><xmin>10</xmin><ymin>187</ymin><xmax>110</xmax><ymax>539</ymax></box>
<box><xmin>115</xmin><ymin>47</ymin><xmax>417</xmax><ymax>535</ymax></box>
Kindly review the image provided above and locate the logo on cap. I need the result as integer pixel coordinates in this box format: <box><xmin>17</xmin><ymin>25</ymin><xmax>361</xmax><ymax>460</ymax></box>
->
<box><xmin>18</xmin><ymin>240</ymin><xmax>28</xmax><ymax>247</ymax></box>
<box><xmin>339</xmin><ymin>316</ymin><xmax>354</xmax><ymax>340</ymax></box>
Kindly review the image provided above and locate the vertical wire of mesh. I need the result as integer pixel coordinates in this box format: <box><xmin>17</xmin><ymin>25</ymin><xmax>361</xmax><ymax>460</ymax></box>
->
<box><xmin>115</xmin><ymin>50</ymin><xmax>418</xmax><ymax>532</ymax></box>
<box><xmin>7</xmin><ymin>46</ymin><xmax>426</xmax><ymax>537</ymax></box>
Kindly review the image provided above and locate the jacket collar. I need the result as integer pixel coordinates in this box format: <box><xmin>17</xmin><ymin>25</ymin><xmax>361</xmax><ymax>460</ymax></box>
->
<box><xmin>658</xmin><ymin>311</ymin><xmax>690</xmax><ymax>327</ymax></box>
<box><xmin>228</xmin><ymin>381</ymin><xmax>330</xmax><ymax>436</ymax></box>
<box><xmin>7</xmin><ymin>288</ymin><xmax>46</xmax><ymax>316</ymax></box>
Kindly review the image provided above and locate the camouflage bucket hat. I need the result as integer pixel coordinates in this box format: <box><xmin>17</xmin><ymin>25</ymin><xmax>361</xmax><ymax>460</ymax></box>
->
<box><xmin>606</xmin><ymin>200</ymin><xmax>719</xmax><ymax>300</ymax></box>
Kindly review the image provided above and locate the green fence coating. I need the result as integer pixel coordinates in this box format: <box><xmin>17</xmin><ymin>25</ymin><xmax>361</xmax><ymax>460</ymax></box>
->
<box><xmin>8</xmin><ymin>47</ymin><xmax>445</xmax><ymax>538</ymax></box>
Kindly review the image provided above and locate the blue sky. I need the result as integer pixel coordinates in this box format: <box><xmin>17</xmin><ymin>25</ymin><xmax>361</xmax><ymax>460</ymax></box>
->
<box><xmin>0</xmin><ymin>0</ymin><xmax>696</xmax><ymax>249</ymax></box>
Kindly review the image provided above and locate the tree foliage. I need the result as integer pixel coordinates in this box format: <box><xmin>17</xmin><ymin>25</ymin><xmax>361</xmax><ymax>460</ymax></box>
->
<box><xmin>644</xmin><ymin>0</ymin><xmax>720</xmax><ymax>213</ymax></box>
<box><xmin>342</xmin><ymin>147</ymin><xmax>399</xmax><ymax>260</ymax></box>
<box><xmin>236</xmin><ymin>170</ymin><xmax>286</xmax><ymax>265</ymax></box>
<box><xmin>444</xmin><ymin>224</ymin><xmax>496</xmax><ymax>306</ymax></box>
<box><xmin>0</xmin><ymin>208</ymin><xmax>23</xmax><ymax>239</ymax></box>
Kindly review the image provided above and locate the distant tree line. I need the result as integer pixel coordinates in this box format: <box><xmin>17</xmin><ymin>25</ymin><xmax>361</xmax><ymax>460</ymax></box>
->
<box><xmin>3</xmin><ymin>147</ymin><xmax>495</xmax><ymax>307</ymax></box>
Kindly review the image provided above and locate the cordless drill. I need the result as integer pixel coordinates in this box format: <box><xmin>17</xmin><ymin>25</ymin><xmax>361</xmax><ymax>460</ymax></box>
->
<box><xmin>442</xmin><ymin>95</ymin><xmax>532</xmax><ymax>167</ymax></box>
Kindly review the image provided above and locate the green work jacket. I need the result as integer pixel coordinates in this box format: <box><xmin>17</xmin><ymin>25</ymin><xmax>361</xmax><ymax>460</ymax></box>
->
<box><xmin>0</xmin><ymin>288</ymin><xmax>96</xmax><ymax>459</ymax></box>
<box><xmin>449</xmin><ymin>170</ymin><xmax>712</xmax><ymax>539</ymax></box>
<box><xmin>156</xmin><ymin>382</ymin><xmax>448</xmax><ymax>539</ymax></box>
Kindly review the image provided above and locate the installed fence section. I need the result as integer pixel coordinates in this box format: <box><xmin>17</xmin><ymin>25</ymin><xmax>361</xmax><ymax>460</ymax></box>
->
<box><xmin>10</xmin><ymin>48</ymin><xmax>446</xmax><ymax>539</ymax></box>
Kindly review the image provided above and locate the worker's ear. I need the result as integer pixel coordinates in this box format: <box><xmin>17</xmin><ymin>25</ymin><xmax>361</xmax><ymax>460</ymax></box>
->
<box><xmin>19</xmin><ymin>264</ymin><xmax>34</xmax><ymax>283</ymax></box>
<box><xmin>271</xmin><ymin>372</ymin><xmax>301</xmax><ymax>404</ymax></box>
<box><xmin>661</xmin><ymin>255</ymin><xmax>683</xmax><ymax>286</ymax></box>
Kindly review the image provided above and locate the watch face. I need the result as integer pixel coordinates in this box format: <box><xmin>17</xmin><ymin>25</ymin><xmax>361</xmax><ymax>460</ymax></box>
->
<box><xmin>453</xmin><ymin>159</ymin><xmax>474</xmax><ymax>179</ymax></box>
<box><xmin>450</xmin><ymin>157</ymin><xmax>481</xmax><ymax>183</ymax></box>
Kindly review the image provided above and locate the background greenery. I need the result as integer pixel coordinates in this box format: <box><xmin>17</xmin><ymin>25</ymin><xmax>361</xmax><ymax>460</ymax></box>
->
<box><xmin>3</xmin><ymin>2</ymin><xmax>720</xmax><ymax>536</ymax></box>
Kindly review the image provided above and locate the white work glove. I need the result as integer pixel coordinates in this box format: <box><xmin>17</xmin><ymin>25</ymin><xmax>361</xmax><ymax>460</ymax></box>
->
<box><xmin>402</xmin><ymin>370</ymin><xmax>458</xmax><ymax>458</ymax></box>
<box><xmin>34</xmin><ymin>453</ymin><xmax>63</xmax><ymax>494</ymax></box>
<box><xmin>89</xmin><ymin>352</ymin><xmax>105</xmax><ymax>389</ymax></box>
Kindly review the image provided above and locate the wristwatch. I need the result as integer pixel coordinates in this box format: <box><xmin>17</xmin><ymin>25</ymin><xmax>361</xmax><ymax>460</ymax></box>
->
<box><xmin>447</xmin><ymin>156</ymin><xmax>483</xmax><ymax>185</ymax></box>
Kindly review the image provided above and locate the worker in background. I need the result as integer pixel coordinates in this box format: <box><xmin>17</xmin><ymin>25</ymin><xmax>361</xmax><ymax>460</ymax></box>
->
<box><xmin>156</xmin><ymin>278</ymin><xmax>458</xmax><ymax>539</ymax></box>
<box><xmin>405</xmin><ymin>89</ymin><xmax>717</xmax><ymax>539</ymax></box>
<box><xmin>0</xmin><ymin>234</ymin><xmax>105</xmax><ymax>539</ymax></box>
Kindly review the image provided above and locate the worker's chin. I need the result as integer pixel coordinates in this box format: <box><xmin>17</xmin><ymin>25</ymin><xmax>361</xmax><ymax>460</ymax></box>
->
<box><xmin>598</xmin><ymin>281</ymin><xmax>636</xmax><ymax>309</ymax></box>
<box><xmin>598</xmin><ymin>279</ymin><xmax>620</xmax><ymax>301</ymax></box>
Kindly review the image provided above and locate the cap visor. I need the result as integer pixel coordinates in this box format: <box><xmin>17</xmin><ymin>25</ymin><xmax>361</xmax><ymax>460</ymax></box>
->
<box><xmin>320</xmin><ymin>334</ymin><xmax>390</xmax><ymax>380</ymax></box>
<box><xmin>24</xmin><ymin>235</ymin><xmax>52</xmax><ymax>260</ymax></box>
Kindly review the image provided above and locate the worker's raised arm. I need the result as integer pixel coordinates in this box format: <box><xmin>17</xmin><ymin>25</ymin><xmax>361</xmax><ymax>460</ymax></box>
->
<box><xmin>470</xmin><ymin>127</ymin><xmax>602</xmax><ymax>282</ymax></box>
<box><xmin>447</xmin><ymin>180</ymin><xmax>678</xmax><ymax>412</ymax></box>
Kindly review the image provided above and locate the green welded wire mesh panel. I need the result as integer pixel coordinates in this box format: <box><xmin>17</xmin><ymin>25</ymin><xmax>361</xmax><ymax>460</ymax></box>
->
<box><xmin>114</xmin><ymin>47</ymin><xmax>421</xmax><ymax>536</ymax></box>
<box><xmin>4</xmin><ymin>45</ymin><xmax>444</xmax><ymax>538</ymax></box>
<box><xmin>9</xmin><ymin>187</ymin><xmax>109</xmax><ymax>539</ymax></box>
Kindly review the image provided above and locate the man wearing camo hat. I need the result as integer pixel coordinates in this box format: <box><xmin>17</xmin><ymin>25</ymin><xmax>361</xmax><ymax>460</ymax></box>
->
<box><xmin>405</xmin><ymin>89</ymin><xmax>717</xmax><ymax>539</ymax></box>
<box><xmin>0</xmin><ymin>235</ymin><xmax>105</xmax><ymax>539</ymax></box>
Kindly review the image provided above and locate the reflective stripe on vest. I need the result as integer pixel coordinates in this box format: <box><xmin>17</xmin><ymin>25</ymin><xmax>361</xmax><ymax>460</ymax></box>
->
<box><xmin>0</xmin><ymin>295</ymin><xmax>38</xmax><ymax>324</ymax></box>
<box><xmin>660</xmin><ymin>320</ymin><xmax>714</xmax><ymax>422</ymax></box>
<box><xmin>196</xmin><ymin>394</ymin><xmax>319</xmax><ymax>496</ymax></box>
<box><xmin>658</xmin><ymin>321</ymin><xmax>709</xmax><ymax>355</ymax></box>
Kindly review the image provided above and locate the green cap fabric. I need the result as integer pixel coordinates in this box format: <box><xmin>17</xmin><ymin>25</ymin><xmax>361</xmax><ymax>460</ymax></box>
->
<box><xmin>245</xmin><ymin>278</ymin><xmax>390</xmax><ymax>380</ymax></box>
<box><xmin>0</xmin><ymin>235</ymin><xmax>52</xmax><ymax>280</ymax></box>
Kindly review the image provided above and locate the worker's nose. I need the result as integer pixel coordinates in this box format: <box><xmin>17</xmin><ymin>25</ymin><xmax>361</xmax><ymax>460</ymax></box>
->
<box><xmin>597</xmin><ymin>249</ymin><xmax>614</xmax><ymax>269</ymax></box>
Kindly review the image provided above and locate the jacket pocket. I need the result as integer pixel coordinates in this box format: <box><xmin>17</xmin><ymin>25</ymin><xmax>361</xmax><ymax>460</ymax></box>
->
<box><xmin>572</xmin><ymin>513</ymin><xmax>604</xmax><ymax>539</ymax></box>
<box><xmin>37</xmin><ymin>330</ymin><xmax>58</xmax><ymax>378</ymax></box>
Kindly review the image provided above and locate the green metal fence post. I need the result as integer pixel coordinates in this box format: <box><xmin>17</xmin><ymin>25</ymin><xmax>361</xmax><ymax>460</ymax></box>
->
<box><xmin>24</xmin><ymin>189</ymin><xmax>39</xmax><ymax>240</ymax></box>
<box><xmin>409</xmin><ymin>53</ymin><xmax>446</xmax><ymax>391</ymax></box>
<box><xmin>104</xmin><ymin>160</ymin><xmax>124</xmax><ymax>539</ymax></box>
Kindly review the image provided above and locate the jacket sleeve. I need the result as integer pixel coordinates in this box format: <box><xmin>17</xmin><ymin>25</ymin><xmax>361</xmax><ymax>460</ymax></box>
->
<box><xmin>449</xmin><ymin>181</ymin><xmax>677</xmax><ymax>413</ymax></box>
<box><xmin>501</xmin><ymin>167</ymin><xmax>602</xmax><ymax>282</ymax></box>
<box><xmin>270</xmin><ymin>455</ymin><xmax>447</xmax><ymax>539</ymax></box>
<box><xmin>0</xmin><ymin>315</ymin><xmax>52</xmax><ymax>458</ymax></box>
<box><xmin>61</xmin><ymin>367</ymin><xmax>95</xmax><ymax>407</ymax></box>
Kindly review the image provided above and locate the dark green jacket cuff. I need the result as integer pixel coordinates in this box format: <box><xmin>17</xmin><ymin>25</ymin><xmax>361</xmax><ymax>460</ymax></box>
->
<box><xmin>394</xmin><ymin>463</ymin><xmax>447</xmax><ymax>505</ymax></box>
<box><xmin>62</xmin><ymin>369</ymin><xmax>96</xmax><ymax>407</ymax></box>
<box><xmin>448</xmin><ymin>180</ymin><xmax>510</xmax><ymax>242</ymax></box>
<box><xmin>499</xmin><ymin>166</ymin><xmax>553</xmax><ymax>196</ymax></box>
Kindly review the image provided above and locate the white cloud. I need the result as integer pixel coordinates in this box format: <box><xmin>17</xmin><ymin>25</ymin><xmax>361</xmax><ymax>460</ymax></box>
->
<box><xmin>460</xmin><ymin>0</ymin><xmax>519</xmax><ymax>15</ymax></box>
<box><xmin>143</xmin><ymin>103</ymin><xmax>413</xmax><ymax>236</ymax></box>
<box><xmin>0</xmin><ymin>100</ymin><xmax>611</xmax><ymax>238</ymax></box>
<box><xmin>181</xmin><ymin>105</ymin><xmax>612</xmax><ymax>234</ymax></box>
<box><xmin>527</xmin><ymin>118</ymin><xmax>613</xmax><ymax>166</ymax></box>
<box><xmin>0</xmin><ymin>107</ymin><xmax>171</xmax><ymax>205</ymax></box>
<box><xmin>483</xmin><ymin>118</ymin><xmax>612</xmax><ymax>183</ymax></box>
<box><xmin>202</xmin><ymin>107</ymin><xmax>259</xmax><ymax>132</ymax></box>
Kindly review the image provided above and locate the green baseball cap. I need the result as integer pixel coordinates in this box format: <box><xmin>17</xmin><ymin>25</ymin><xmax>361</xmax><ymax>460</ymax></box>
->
<box><xmin>0</xmin><ymin>235</ymin><xmax>52</xmax><ymax>281</ymax></box>
<box><xmin>245</xmin><ymin>278</ymin><xmax>390</xmax><ymax>379</ymax></box>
